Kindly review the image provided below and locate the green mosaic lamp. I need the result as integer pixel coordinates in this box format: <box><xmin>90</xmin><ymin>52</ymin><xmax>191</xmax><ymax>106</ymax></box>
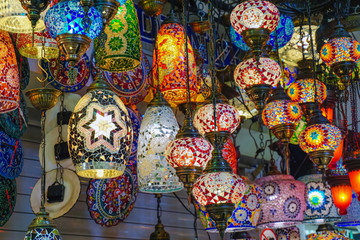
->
<box><xmin>94</xmin><ymin>0</ymin><xmax>141</xmax><ymax>72</ymax></box>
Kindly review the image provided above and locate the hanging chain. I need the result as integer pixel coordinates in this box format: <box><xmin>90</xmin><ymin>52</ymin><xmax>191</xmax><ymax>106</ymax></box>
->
<box><xmin>258</xmin><ymin>122</ymin><xmax>265</xmax><ymax>161</ymax></box>
<box><xmin>55</xmin><ymin>93</ymin><xmax>65</xmax><ymax>185</ymax></box>
<box><xmin>41</xmin><ymin>111</ymin><xmax>47</xmax><ymax>207</ymax></box>
<box><xmin>156</xmin><ymin>194</ymin><xmax>162</xmax><ymax>224</ymax></box>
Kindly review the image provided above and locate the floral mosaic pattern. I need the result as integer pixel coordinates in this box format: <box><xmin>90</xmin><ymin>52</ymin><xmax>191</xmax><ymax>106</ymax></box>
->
<box><xmin>230</xmin><ymin>0</ymin><xmax>280</xmax><ymax>35</ymax></box>
<box><xmin>321</xmin><ymin>37</ymin><xmax>360</xmax><ymax>66</ymax></box>
<box><xmin>0</xmin><ymin>130</ymin><xmax>23</xmax><ymax>179</ymax></box>
<box><xmin>45</xmin><ymin>0</ymin><xmax>102</xmax><ymax>39</ymax></box>
<box><xmin>24</xmin><ymin>228</ymin><xmax>61</xmax><ymax>240</ymax></box>
<box><xmin>137</xmin><ymin>105</ymin><xmax>183</xmax><ymax>193</ymax></box>
<box><xmin>234</xmin><ymin>57</ymin><xmax>281</xmax><ymax>89</ymax></box>
<box><xmin>0</xmin><ymin>175</ymin><xmax>16</xmax><ymax>227</ymax></box>
<box><xmin>287</xmin><ymin>79</ymin><xmax>327</xmax><ymax>104</ymax></box>
<box><xmin>193</xmin><ymin>103</ymin><xmax>241</xmax><ymax>135</ymax></box>
<box><xmin>87</xmin><ymin>161</ymin><xmax>138</xmax><ymax>226</ymax></box>
<box><xmin>262</xmin><ymin>99</ymin><xmax>302</xmax><ymax>129</ymax></box>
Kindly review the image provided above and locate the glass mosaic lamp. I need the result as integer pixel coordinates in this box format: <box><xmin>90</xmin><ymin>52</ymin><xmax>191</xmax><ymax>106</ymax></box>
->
<box><xmin>344</xmin><ymin>155</ymin><xmax>360</xmax><ymax>201</ymax></box>
<box><xmin>230</xmin><ymin>0</ymin><xmax>280</xmax><ymax>59</ymax></box>
<box><xmin>255</xmin><ymin>174</ymin><xmax>306</xmax><ymax>229</ymax></box>
<box><xmin>45</xmin><ymin>0</ymin><xmax>102</xmax><ymax>65</ymax></box>
<box><xmin>298</xmin><ymin>173</ymin><xmax>340</xmax><ymax>224</ymax></box>
<box><xmin>275</xmin><ymin>227</ymin><xmax>301</xmax><ymax>240</ymax></box>
<box><xmin>152</xmin><ymin>12</ymin><xmax>197</xmax><ymax>107</ymax></box>
<box><xmin>0</xmin><ymin>30</ymin><xmax>20</xmax><ymax>113</ymax></box>
<box><xmin>68</xmin><ymin>73</ymin><xmax>133</xmax><ymax>179</ymax></box>
<box><xmin>326</xmin><ymin>164</ymin><xmax>352</xmax><ymax>215</ymax></box>
<box><xmin>94</xmin><ymin>0</ymin><xmax>141</xmax><ymax>72</ymax></box>
<box><xmin>307</xmin><ymin>224</ymin><xmax>353</xmax><ymax>240</ymax></box>
<box><xmin>137</xmin><ymin>90</ymin><xmax>183</xmax><ymax>193</ymax></box>
<box><xmin>320</xmin><ymin>24</ymin><xmax>360</xmax><ymax>83</ymax></box>
<box><xmin>335</xmin><ymin>192</ymin><xmax>360</xmax><ymax>227</ymax></box>
<box><xmin>262</xmin><ymin>86</ymin><xmax>303</xmax><ymax>143</ymax></box>
<box><xmin>299</xmin><ymin>108</ymin><xmax>342</xmax><ymax>170</ymax></box>
<box><xmin>234</xmin><ymin>56</ymin><xmax>281</xmax><ymax>111</ymax></box>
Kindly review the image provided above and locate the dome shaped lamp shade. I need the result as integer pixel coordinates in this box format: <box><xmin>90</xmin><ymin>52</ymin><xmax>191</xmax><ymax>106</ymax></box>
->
<box><xmin>234</xmin><ymin>56</ymin><xmax>281</xmax><ymax>111</ymax></box>
<box><xmin>299</xmin><ymin>109</ymin><xmax>342</xmax><ymax>170</ymax></box>
<box><xmin>45</xmin><ymin>0</ymin><xmax>103</xmax><ymax>64</ymax></box>
<box><xmin>137</xmin><ymin>91</ymin><xmax>183</xmax><ymax>193</ymax></box>
<box><xmin>230</xmin><ymin>0</ymin><xmax>280</xmax><ymax>58</ymax></box>
<box><xmin>344</xmin><ymin>157</ymin><xmax>360</xmax><ymax>201</ymax></box>
<box><xmin>335</xmin><ymin>192</ymin><xmax>360</xmax><ymax>227</ymax></box>
<box><xmin>152</xmin><ymin>20</ymin><xmax>197</xmax><ymax>107</ymax></box>
<box><xmin>94</xmin><ymin>0</ymin><xmax>142</xmax><ymax>72</ymax></box>
<box><xmin>68</xmin><ymin>75</ymin><xmax>133</xmax><ymax>179</ymax></box>
<box><xmin>0</xmin><ymin>30</ymin><xmax>20</xmax><ymax>113</ymax></box>
<box><xmin>320</xmin><ymin>24</ymin><xmax>360</xmax><ymax>84</ymax></box>
<box><xmin>255</xmin><ymin>174</ymin><xmax>306</xmax><ymax>229</ymax></box>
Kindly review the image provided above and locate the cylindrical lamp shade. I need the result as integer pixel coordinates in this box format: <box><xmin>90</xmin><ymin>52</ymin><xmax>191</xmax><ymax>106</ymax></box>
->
<box><xmin>68</xmin><ymin>88</ymin><xmax>133</xmax><ymax>179</ymax></box>
<box><xmin>0</xmin><ymin>0</ymin><xmax>46</xmax><ymax>33</ymax></box>
<box><xmin>321</xmin><ymin>37</ymin><xmax>360</xmax><ymax>67</ymax></box>
<box><xmin>0</xmin><ymin>30</ymin><xmax>20</xmax><ymax>113</ymax></box>
<box><xmin>94</xmin><ymin>0</ymin><xmax>141</xmax><ymax>72</ymax></box>
<box><xmin>287</xmin><ymin>79</ymin><xmax>327</xmax><ymax>105</ymax></box>
<box><xmin>230</xmin><ymin>0</ymin><xmax>280</xmax><ymax>35</ymax></box>
<box><xmin>298</xmin><ymin>174</ymin><xmax>340</xmax><ymax>224</ymax></box>
<box><xmin>255</xmin><ymin>174</ymin><xmax>306</xmax><ymax>229</ymax></box>
<box><xmin>0</xmin><ymin>176</ymin><xmax>16</xmax><ymax>227</ymax></box>
<box><xmin>137</xmin><ymin>104</ymin><xmax>183</xmax><ymax>193</ymax></box>
<box><xmin>275</xmin><ymin>227</ymin><xmax>301</xmax><ymax>240</ymax></box>
<box><xmin>234</xmin><ymin>57</ymin><xmax>281</xmax><ymax>89</ymax></box>
<box><xmin>45</xmin><ymin>0</ymin><xmax>102</xmax><ymax>39</ymax></box>
<box><xmin>196</xmin><ymin>182</ymin><xmax>262</xmax><ymax>232</ymax></box>
<box><xmin>336</xmin><ymin>192</ymin><xmax>360</xmax><ymax>227</ymax></box>
<box><xmin>153</xmin><ymin>22</ymin><xmax>197</xmax><ymax>107</ymax></box>
<box><xmin>15</xmin><ymin>31</ymin><xmax>59</xmax><ymax>59</ymax></box>
<box><xmin>193</xmin><ymin>103</ymin><xmax>241</xmax><ymax>135</ymax></box>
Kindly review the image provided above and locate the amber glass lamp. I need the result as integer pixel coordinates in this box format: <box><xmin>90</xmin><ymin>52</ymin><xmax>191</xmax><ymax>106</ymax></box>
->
<box><xmin>344</xmin><ymin>151</ymin><xmax>360</xmax><ymax>201</ymax></box>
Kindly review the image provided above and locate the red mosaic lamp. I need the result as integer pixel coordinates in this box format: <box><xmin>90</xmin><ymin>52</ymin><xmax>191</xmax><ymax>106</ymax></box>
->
<box><xmin>345</xmin><ymin>151</ymin><xmax>360</xmax><ymax>201</ymax></box>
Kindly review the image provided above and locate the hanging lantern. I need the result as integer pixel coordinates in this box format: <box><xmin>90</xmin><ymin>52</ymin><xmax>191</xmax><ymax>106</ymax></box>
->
<box><xmin>195</xmin><ymin>181</ymin><xmax>262</xmax><ymax>233</ymax></box>
<box><xmin>137</xmin><ymin>91</ymin><xmax>183</xmax><ymax>193</ymax></box>
<box><xmin>234</xmin><ymin>56</ymin><xmax>281</xmax><ymax>111</ymax></box>
<box><xmin>262</xmin><ymin>86</ymin><xmax>303</xmax><ymax>143</ymax></box>
<box><xmin>299</xmin><ymin>108</ymin><xmax>342</xmax><ymax>170</ymax></box>
<box><xmin>275</xmin><ymin>227</ymin><xmax>301</xmax><ymax>240</ymax></box>
<box><xmin>298</xmin><ymin>174</ymin><xmax>340</xmax><ymax>224</ymax></box>
<box><xmin>335</xmin><ymin>192</ymin><xmax>360</xmax><ymax>227</ymax></box>
<box><xmin>68</xmin><ymin>74</ymin><xmax>133</xmax><ymax>179</ymax></box>
<box><xmin>229</xmin><ymin>89</ymin><xmax>258</xmax><ymax>119</ymax></box>
<box><xmin>0</xmin><ymin>30</ymin><xmax>20</xmax><ymax>113</ymax></box>
<box><xmin>320</xmin><ymin>24</ymin><xmax>360</xmax><ymax>83</ymax></box>
<box><xmin>45</xmin><ymin>0</ymin><xmax>102</xmax><ymax>64</ymax></box>
<box><xmin>230</xmin><ymin>0</ymin><xmax>280</xmax><ymax>58</ymax></box>
<box><xmin>326</xmin><ymin>164</ymin><xmax>352</xmax><ymax>215</ymax></box>
<box><xmin>24</xmin><ymin>207</ymin><xmax>62</xmax><ymax>240</ymax></box>
<box><xmin>255</xmin><ymin>174</ymin><xmax>306</xmax><ymax>229</ymax></box>
<box><xmin>94</xmin><ymin>0</ymin><xmax>141</xmax><ymax>72</ymax></box>
<box><xmin>0</xmin><ymin>176</ymin><xmax>16</xmax><ymax>227</ymax></box>
<box><xmin>152</xmin><ymin>13</ymin><xmax>197</xmax><ymax>107</ymax></box>
<box><xmin>307</xmin><ymin>224</ymin><xmax>353</xmax><ymax>240</ymax></box>
<box><xmin>138</xmin><ymin>0</ymin><xmax>167</xmax><ymax>17</ymax></box>
<box><xmin>344</xmin><ymin>156</ymin><xmax>360</xmax><ymax>201</ymax></box>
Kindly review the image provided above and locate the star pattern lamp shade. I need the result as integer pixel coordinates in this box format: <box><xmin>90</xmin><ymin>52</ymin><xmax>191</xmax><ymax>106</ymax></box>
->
<box><xmin>94</xmin><ymin>0</ymin><xmax>142</xmax><ymax>72</ymax></box>
<box><xmin>153</xmin><ymin>21</ymin><xmax>197</xmax><ymax>107</ymax></box>
<box><xmin>68</xmin><ymin>78</ymin><xmax>133</xmax><ymax>179</ymax></box>
<box><xmin>0</xmin><ymin>30</ymin><xmax>20</xmax><ymax>113</ymax></box>
<box><xmin>287</xmin><ymin>79</ymin><xmax>327</xmax><ymax>105</ymax></box>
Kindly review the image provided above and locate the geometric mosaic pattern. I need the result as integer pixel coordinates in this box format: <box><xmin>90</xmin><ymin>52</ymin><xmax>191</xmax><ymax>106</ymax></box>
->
<box><xmin>321</xmin><ymin>37</ymin><xmax>360</xmax><ymax>67</ymax></box>
<box><xmin>287</xmin><ymin>79</ymin><xmax>327</xmax><ymax>105</ymax></box>
<box><xmin>24</xmin><ymin>228</ymin><xmax>61</xmax><ymax>240</ymax></box>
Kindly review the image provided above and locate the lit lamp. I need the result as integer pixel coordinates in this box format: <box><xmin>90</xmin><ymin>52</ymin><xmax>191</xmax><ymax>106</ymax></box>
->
<box><xmin>326</xmin><ymin>164</ymin><xmax>352</xmax><ymax>215</ymax></box>
<box><xmin>230</xmin><ymin>0</ymin><xmax>280</xmax><ymax>59</ymax></box>
<box><xmin>152</xmin><ymin>12</ymin><xmax>197</xmax><ymax>107</ymax></box>
<box><xmin>320</xmin><ymin>24</ymin><xmax>360</xmax><ymax>84</ymax></box>
<box><xmin>0</xmin><ymin>30</ymin><xmax>20</xmax><ymax>113</ymax></box>
<box><xmin>234</xmin><ymin>56</ymin><xmax>281</xmax><ymax>111</ymax></box>
<box><xmin>19</xmin><ymin>0</ymin><xmax>50</xmax><ymax>31</ymax></box>
<box><xmin>299</xmin><ymin>108</ymin><xmax>342</xmax><ymax>170</ymax></box>
<box><xmin>45</xmin><ymin>0</ymin><xmax>103</xmax><ymax>65</ymax></box>
<box><xmin>138</xmin><ymin>0</ymin><xmax>167</xmax><ymax>17</ymax></box>
<box><xmin>336</xmin><ymin>192</ymin><xmax>360</xmax><ymax>227</ymax></box>
<box><xmin>68</xmin><ymin>73</ymin><xmax>133</xmax><ymax>179</ymax></box>
<box><xmin>344</xmin><ymin>155</ymin><xmax>360</xmax><ymax>201</ymax></box>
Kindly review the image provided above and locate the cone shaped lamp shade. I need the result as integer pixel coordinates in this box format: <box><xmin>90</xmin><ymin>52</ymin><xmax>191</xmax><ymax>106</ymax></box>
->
<box><xmin>287</xmin><ymin>79</ymin><xmax>327</xmax><ymax>105</ymax></box>
<box><xmin>68</xmin><ymin>85</ymin><xmax>133</xmax><ymax>179</ymax></box>
<box><xmin>137</xmin><ymin>102</ymin><xmax>183</xmax><ymax>193</ymax></box>
<box><xmin>94</xmin><ymin>0</ymin><xmax>141</xmax><ymax>72</ymax></box>
<box><xmin>0</xmin><ymin>30</ymin><xmax>20</xmax><ymax>113</ymax></box>
<box><xmin>153</xmin><ymin>22</ymin><xmax>197</xmax><ymax>107</ymax></box>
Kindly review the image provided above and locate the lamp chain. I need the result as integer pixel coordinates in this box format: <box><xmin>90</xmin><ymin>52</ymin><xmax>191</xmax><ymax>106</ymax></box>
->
<box><xmin>56</xmin><ymin>93</ymin><xmax>65</xmax><ymax>185</ymax></box>
<box><xmin>183</xmin><ymin>0</ymin><xmax>192</xmax><ymax>117</ymax></box>
<box><xmin>41</xmin><ymin>111</ymin><xmax>47</xmax><ymax>208</ymax></box>
<box><xmin>156</xmin><ymin>194</ymin><xmax>162</xmax><ymax>224</ymax></box>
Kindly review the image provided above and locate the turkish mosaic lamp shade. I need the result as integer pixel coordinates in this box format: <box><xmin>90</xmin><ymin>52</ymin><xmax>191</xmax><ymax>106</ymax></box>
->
<box><xmin>275</xmin><ymin>227</ymin><xmax>301</xmax><ymax>240</ymax></box>
<box><xmin>287</xmin><ymin>79</ymin><xmax>327</xmax><ymax>105</ymax></box>
<box><xmin>336</xmin><ymin>193</ymin><xmax>360</xmax><ymax>227</ymax></box>
<box><xmin>0</xmin><ymin>175</ymin><xmax>16</xmax><ymax>227</ymax></box>
<box><xmin>229</xmin><ymin>89</ymin><xmax>258</xmax><ymax>119</ymax></box>
<box><xmin>24</xmin><ymin>209</ymin><xmax>62</xmax><ymax>240</ymax></box>
<box><xmin>94</xmin><ymin>0</ymin><xmax>141</xmax><ymax>72</ymax></box>
<box><xmin>307</xmin><ymin>230</ymin><xmax>352</xmax><ymax>240</ymax></box>
<box><xmin>68</xmin><ymin>87</ymin><xmax>133</xmax><ymax>179</ymax></box>
<box><xmin>137</xmin><ymin>103</ymin><xmax>183</xmax><ymax>193</ymax></box>
<box><xmin>0</xmin><ymin>0</ymin><xmax>47</xmax><ymax>33</ymax></box>
<box><xmin>298</xmin><ymin>174</ymin><xmax>340</xmax><ymax>224</ymax></box>
<box><xmin>255</xmin><ymin>174</ymin><xmax>306</xmax><ymax>229</ymax></box>
<box><xmin>196</xmin><ymin>182</ymin><xmax>262</xmax><ymax>233</ymax></box>
<box><xmin>152</xmin><ymin>22</ymin><xmax>197</xmax><ymax>107</ymax></box>
<box><xmin>0</xmin><ymin>30</ymin><xmax>20</xmax><ymax>113</ymax></box>
<box><xmin>230</xmin><ymin>0</ymin><xmax>280</xmax><ymax>35</ymax></box>
<box><xmin>321</xmin><ymin>37</ymin><xmax>360</xmax><ymax>67</ymax></box>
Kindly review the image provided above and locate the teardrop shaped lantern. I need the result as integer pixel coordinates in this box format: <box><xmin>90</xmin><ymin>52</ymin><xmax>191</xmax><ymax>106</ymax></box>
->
<box><xmin>94</xmin><ymin>0</ymin><xmax>141</xmax><ymax>72</ymax></box>
<box><xmin>68</xmin><ymin>73</ymin><xmax>133</xmax><ymax>179</ymax></box>
<box><xmin>153</xmin><ymin>13</ymin><xmax>197</xmax><ymax>107</ymax></box>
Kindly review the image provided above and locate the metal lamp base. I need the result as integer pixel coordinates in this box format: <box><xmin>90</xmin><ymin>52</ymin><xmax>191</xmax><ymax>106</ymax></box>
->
<box><xmin>245</xmin><ymin>84</ymin><xmax>272</xmax><ymax>111</ymax></box>
<box><xmin>271</xmin><ymin>124</ymin><xmax>295</xmax><ymax>143</ymax></box>
<box><xmin>26</xmin><ymin>88</ymin><xmax>62</xmax><ymax>111</ymax></box>
<box><xmin>27</xmin><ymin>207</ymin><xmax>55</xmax><ymax>230</ymax></box>
<box><xmin>175</xmin><ymin>166</ymin><xmax>203</xmax><ymax>193</ymax></box>
<box><xmin>206</xmin><ymin>203</ymin><xmax>235</xmax><ymax>240</ymax></box>
<box><xmin>94</xmin><ymin>0</ymin><xmax>120</xmax><ymax>25</ymax></box>
<box><xmin>300</xmin><ymin>102</ymin><xmax>318</xmax><ymax>123</ymax></box>
<box><xmin>149</xmin><ymin>223</ymin><xmax>170</xmax><ymax>240</ymax></box>
<box><xmin>242</xmin><ymin>28</ymin><xmax>270</xmax><ymax>60</ymax></box>
<box><xmin>189</xmin><ymin>20</ymin><xmax>210</xmax><ymax>35</ymax></box>
<box><xmin>205</xmin><ymin>131</ymin><xmax>231</xmax><ymax>150</ymax></box>
<box><xmin>309</xmin><ymin>150</ymin><xmax>334</xmax><ymax>170</ymax></box>
<box><xmin>138</xmin><ymin>0</ymin><xmax>167</xmax><ymax>17</ymax></box>
<box><xmin>332</xmin><ymin>61</ymin><xmax>356</xmax><ymax>84</ymax></box>
<box><xmin>56</xmin><ymin>33</ymin><xmax>91</xmax><ymax>66</ymax></box>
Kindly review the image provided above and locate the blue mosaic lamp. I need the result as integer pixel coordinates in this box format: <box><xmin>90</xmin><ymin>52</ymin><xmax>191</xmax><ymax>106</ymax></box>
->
<box><xmin>335</xmin><ymin>192</ymin><xmax>360</xmax><ymax>227</ymax></box>
<box><xmin>45</xmin><ymin>0</ymin><xmax>102</xmax><ymax>65</ymax></box>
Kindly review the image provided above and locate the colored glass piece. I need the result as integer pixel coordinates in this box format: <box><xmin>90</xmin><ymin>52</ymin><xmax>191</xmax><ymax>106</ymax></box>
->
<box><xmin>94</xmin><ymin>0</ymin><xmax>141</xmax><ymax>72</ymax></box>
<box><xmin>0</xmin><ymin>175</ymin><xmax>16</xmax><ymax>227</ymax></box>
<box><xmin>0</xmin><ymin>130</ymin><xmax>24</xmax><ymax>179</ymax></box>
<box><xmin>289</xmin><ymin>117</ymin><xmax>306</xmax><ymax>145</ymax></box>
<box><xmin>287</xmin><ymin>79</ymin><xmax>327</xmax><ymax>105</ymax></box>
<box><xmin>24</xmin><ymin>227</ymin><xmax>62</xmax><ymax>240</ymax></box>
<box><xmin>321</xmin><ymin>37</ymin><xmax>360</xmax><ymax>67</ymax></box>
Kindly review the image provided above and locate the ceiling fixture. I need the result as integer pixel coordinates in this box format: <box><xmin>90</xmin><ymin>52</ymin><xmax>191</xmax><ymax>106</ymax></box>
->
<box><xmin>335</xmin><ymin>192</ymin><xmax>360</xmax><ymax>228</ymax></box>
